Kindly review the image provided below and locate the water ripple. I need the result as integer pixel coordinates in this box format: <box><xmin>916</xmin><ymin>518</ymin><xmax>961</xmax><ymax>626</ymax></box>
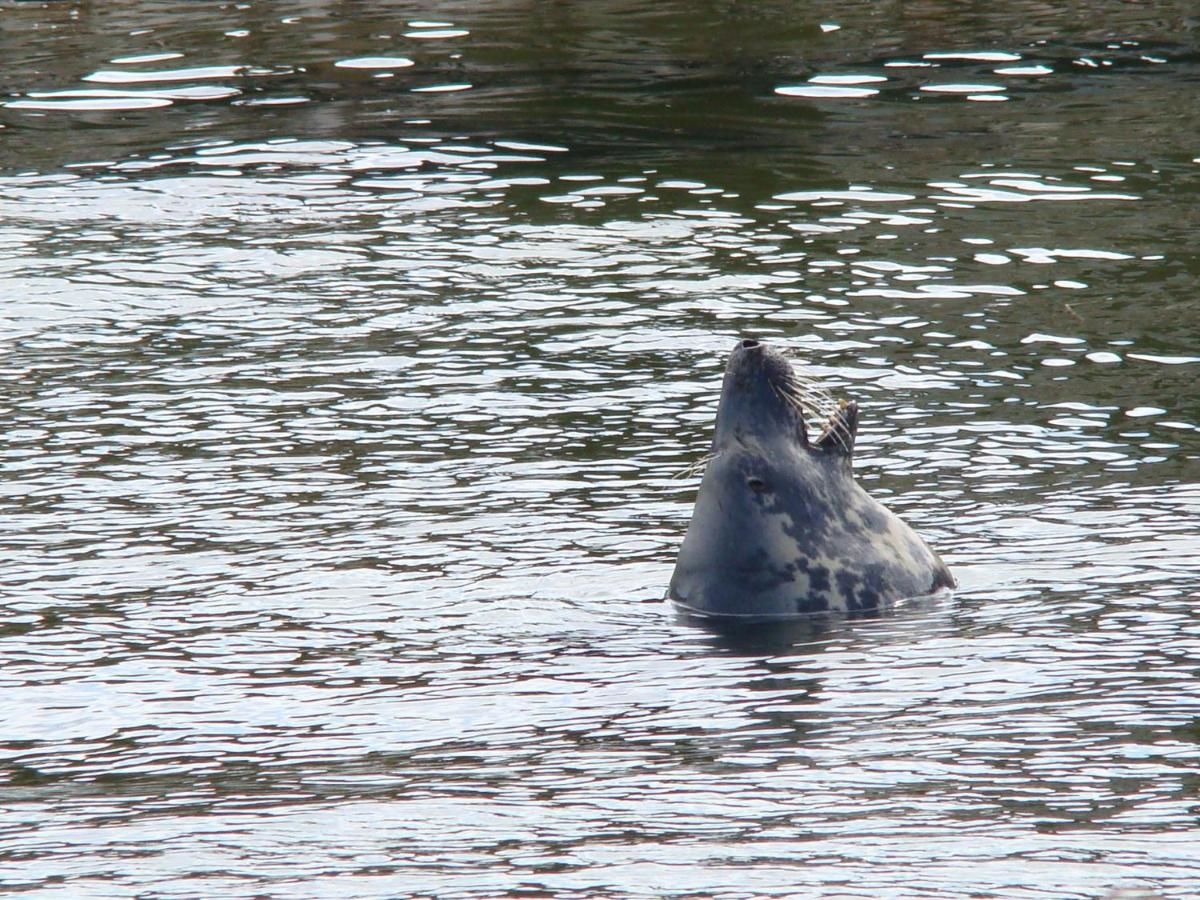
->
<box><xmin>2</xmin><ymin>2</ymin><xmax>1199</xmax><ymax>897</ymax></box>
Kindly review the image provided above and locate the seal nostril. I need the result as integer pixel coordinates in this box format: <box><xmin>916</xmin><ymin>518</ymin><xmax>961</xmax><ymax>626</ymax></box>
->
<box><xmin>740</xmin><ymin>338</ymin><xmax>760</xmax><ymax>350</ymax></box>
<box><xmin>747</xmin><ymin>477</ymin><xmax>768</xmax><ymax>493</ymax></box>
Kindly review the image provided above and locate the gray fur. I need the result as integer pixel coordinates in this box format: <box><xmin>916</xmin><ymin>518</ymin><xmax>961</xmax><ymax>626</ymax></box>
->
<box><xmin>669</xmin><ymin>338</ymin><xmax>955</xmax><ymax>619</ymax></box>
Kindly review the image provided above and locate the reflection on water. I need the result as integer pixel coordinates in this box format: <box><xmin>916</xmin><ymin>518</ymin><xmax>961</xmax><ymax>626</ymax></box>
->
<box><xmin>1</xmin><ymin>1</ymin><xmax>1199</xmax><ymax>897</ymax></box>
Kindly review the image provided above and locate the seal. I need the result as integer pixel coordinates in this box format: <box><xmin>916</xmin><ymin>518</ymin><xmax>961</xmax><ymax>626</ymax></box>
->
<box><xmin>669</xmin><ymin>338</ymin><xmax>955</xmax><ymax>619</ymax></box>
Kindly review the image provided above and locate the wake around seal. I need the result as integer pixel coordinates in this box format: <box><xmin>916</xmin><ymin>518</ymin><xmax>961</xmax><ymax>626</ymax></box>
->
<box><xmin>669</xmin><ymin>338</ymin><xmax>954</xmax><ymax>619</ymax></box>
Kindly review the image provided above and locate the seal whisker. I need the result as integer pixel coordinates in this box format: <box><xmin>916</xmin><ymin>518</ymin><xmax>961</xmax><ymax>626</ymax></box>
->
<box><xmin>772</xmin><ymin>382</ymin><xmax>811</xmax><ymax>422</ymax></box>
<box><xmin>770</xmin><ymin>382</ymin><xmax>795</xmax><ymax>411</ymax></box>
<box><xmin>779</xmin><ymin>368</ymin><xmax>835</xmax><ymax>407</ymax></box>
<box><xmin>675</xmin><ymin>450</ymin><xmax>719</xmax><ymax>480</ymax></box>
<box><xmin>777</xmin><ymin>380</ymin><xmax>837</xmax><ymax>435</ymax></box>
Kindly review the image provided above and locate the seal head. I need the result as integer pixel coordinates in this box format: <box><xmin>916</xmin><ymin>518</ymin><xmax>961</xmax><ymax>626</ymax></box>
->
<box><xmin>669</xmin><ymin>338</ymin><xmax>954</xmax><ymax>619</ymax></box>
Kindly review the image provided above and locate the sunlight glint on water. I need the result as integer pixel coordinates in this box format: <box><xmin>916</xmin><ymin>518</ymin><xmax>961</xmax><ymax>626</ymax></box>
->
<box><xmin>1</xmin><ymin>1</ymin><xmax>1199</xmax><ymax>897</ymax></box>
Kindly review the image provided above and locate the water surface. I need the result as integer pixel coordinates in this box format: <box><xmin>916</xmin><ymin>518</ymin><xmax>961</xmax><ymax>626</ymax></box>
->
<box><xmin>2</xmin><ymin>1</ymin><xmax>1199</xmax><ymax>897</ymax></box>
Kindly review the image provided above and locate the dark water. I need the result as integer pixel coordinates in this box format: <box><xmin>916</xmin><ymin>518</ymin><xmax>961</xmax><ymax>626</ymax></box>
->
<box><xmin>3</xmin><ymin>1</ymin><xmax>1200</xmax><ymax>897</ymax></box>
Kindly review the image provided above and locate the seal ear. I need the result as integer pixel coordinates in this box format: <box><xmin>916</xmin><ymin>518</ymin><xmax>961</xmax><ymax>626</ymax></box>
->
<box><xmin>815</xmin><ymin>400</ymin><xmax>857</xmax><ymax>459</ymax></box>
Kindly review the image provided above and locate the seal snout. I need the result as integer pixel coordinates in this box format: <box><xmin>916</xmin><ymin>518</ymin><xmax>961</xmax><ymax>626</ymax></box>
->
<box><xmin>714</xmin><ymin>337</ymin><xmax>810</xmax><ymax>449</ymax></box>
<box><xmin>727</xmin><ymin>336</ymin><xmax>794</xmax><ymax>395</ymax></box>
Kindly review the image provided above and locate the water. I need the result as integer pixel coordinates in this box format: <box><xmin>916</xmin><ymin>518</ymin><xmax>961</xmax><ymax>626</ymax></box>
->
<box><xmin>2</xmin><ymin>1</ymin><xmax>1199</xmax><ymax>897</ymax></box>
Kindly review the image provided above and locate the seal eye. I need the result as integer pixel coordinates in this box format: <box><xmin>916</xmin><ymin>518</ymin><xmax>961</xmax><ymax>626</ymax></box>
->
<box><xmin>747</xmin><ymin>477</ymin><xmax>768</xmax><ymax>493</ymax></box>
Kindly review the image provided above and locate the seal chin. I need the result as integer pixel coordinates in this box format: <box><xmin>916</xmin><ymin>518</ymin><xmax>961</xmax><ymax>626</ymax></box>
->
<box><xmin>669</xmin><ymin>337</ymin><xmax>955</xmax><ymax>620</ymax></box>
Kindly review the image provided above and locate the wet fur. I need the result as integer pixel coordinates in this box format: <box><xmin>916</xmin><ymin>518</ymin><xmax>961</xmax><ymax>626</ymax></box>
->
<box><xmin>669</xmin><ymin>338</ymin><xmax>954</xmax><ymax>619</ymax></box>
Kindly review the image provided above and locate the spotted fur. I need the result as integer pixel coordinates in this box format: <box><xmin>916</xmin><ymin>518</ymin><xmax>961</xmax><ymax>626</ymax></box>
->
<box><xmin>669</xmin><ymin>338</ymin><xmax>955</xmax><ymax>619</ymax></box>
